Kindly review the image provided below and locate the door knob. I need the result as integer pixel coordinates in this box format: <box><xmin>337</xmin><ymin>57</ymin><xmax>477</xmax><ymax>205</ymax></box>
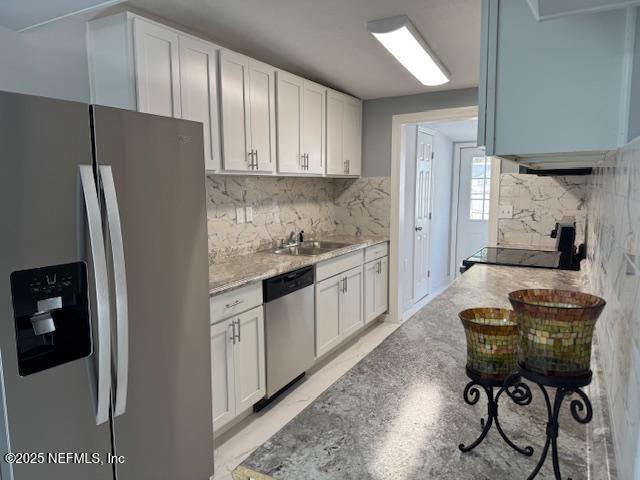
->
<box><xmin>415</xmin><ymin>227</ymin><xmax>423</xmax><ymax>231</ymax></box>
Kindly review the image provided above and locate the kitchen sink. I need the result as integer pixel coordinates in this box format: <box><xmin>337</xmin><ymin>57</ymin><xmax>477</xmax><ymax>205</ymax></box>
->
<box><xmin>271</xmin><ymin>241</ymin><xmax>352</xmax><ymax>256</ymax></box>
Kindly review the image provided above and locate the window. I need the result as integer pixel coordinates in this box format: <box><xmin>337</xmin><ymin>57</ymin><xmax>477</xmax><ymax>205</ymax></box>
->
<box><xmin>469</xmin><ymin>157</ymin><xmax>491</xmax><ymax>220</ymax></box>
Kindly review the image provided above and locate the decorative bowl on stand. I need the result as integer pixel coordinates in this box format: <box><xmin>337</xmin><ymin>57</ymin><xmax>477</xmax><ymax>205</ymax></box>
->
<box><xmin>508</xmin><ymin>289</ymin><xmax>606</xmax><ymax>377</ymax></box>
<box><xmin>459</xmin><ymin>308</ymin><xmax>519</xmax><ymax>381</ymax></box>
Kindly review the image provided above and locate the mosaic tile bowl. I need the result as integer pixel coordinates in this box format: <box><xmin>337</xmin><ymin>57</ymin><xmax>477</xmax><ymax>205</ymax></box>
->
<box><xmin>459</xmin><ymin>308</ymin><xmax>519</xmax><ymax>380</ymax></box>
<box><xmin>508</xmin><ymin>289</ymin><xmax>606</xmax><ymax>377</ymax></box>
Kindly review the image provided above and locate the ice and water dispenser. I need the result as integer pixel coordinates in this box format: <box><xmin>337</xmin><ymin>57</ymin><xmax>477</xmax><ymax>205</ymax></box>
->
<box><xmin>9</xmin><ymin>262</ymin><xmax>92</xmax><ymax>376</ymax></box>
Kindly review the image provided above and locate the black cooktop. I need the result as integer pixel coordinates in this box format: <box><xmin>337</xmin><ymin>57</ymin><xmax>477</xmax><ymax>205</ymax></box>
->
<box><xmin>461</xmin><ymin>247</ymin><xmax>561</xmax><ymax>273</ymax></box>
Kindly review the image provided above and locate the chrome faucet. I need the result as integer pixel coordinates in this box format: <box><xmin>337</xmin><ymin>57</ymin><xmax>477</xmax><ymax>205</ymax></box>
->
<box><xmin>280</xmin><ymin>231</ymin><xmax>304</xmax><ymax>247</ymax></box>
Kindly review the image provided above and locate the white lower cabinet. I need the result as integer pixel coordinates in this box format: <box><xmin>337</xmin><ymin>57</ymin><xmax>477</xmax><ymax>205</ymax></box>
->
<box><xmin>364</xmin><ymin>256</ymin><xmax>388</xmax><ymax>323</ymax></box>
<box><xmin>210</xmin><ymin>305</ymin><xmax>265</xmax><ymax>432</ymax></box>
<box><xmin>315</xmin><ymin>265</ymin><xmax>364</xmax><ymax>358</ymax></box>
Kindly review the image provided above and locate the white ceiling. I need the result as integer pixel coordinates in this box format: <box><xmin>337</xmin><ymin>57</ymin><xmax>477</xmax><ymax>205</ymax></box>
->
<box><xmin>125</xmin><ymin>0</ymin><xmax>481</xmax><ymax>99</ymax></box>
<box><xmin>422</xmin><ymin>118</ymin><xmax>478</xmax><ymax>142</ymax></box>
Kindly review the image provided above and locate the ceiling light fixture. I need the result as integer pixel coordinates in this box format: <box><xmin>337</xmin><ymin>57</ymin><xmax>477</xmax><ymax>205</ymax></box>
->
<box><xmin>367</xmin><ymin>15</ymin><xmax>450</xmax><ymax>86</ymax></box>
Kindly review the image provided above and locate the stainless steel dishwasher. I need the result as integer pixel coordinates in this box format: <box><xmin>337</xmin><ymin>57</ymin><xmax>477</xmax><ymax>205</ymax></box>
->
<box><xmin>255</xmin><ymin>266</ymin><xmax>315</xmax><ymax>410</ymax></box>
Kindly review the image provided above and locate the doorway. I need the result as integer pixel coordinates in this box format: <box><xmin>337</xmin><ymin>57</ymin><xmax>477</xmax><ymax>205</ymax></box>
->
<box><xmin>393</xmin><ymin>109</ymin><xmax>479</xmax><ymax>321</ymax></box>
<box><xmin>454</xmin><ymin>145</ymin><xmax>491</xmax><ymax>271</ymax></box>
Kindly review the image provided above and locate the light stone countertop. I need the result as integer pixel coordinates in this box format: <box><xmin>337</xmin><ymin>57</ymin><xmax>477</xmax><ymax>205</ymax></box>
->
<box><xmin>209</xmin><ymin>234</ymin><xmax>389</xmax><ymax>296</ymax></box>
<box><xmin>233</xmin><ymin>264</ymin><xmax>615</xmax><ymax>480</ymax></box>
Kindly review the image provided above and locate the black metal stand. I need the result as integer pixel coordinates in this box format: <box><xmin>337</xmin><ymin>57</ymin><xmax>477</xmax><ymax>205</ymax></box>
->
<box><xmin>506</xmin><ymin>364</ymin><xmax>593</xmax><ymax>480</ymax></box>
<box><xmin>458</xmin><ymin>367</ymin><xmax>534</xmax><ymax>456</ymax></box>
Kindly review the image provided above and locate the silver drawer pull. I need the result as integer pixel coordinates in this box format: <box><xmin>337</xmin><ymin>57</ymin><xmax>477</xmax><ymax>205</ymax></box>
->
<box><xmin>225</xmin><ymin>299</ymin><xmax>244</xmax><ymax>309</ymax></box>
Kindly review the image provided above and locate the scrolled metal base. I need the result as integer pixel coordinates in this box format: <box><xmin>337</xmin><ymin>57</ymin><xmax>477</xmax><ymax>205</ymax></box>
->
<box><xmin>458</xmin><ymin>369</ymin><xmax>534</xmax><ymax>456</ymax></box>
<box><xmin>516</xmin><ymin>365</ymin><xmax>593</xmax><ymax>480</ymax></box>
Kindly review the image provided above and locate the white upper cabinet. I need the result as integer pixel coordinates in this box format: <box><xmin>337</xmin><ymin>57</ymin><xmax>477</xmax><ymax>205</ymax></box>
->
<box><xmin>219</xmin><ymin>49</ymin><xmax>250</xmax><ymax>171</ymax></box>
<box><xmin>87</xmin><ymin>12</ymin><xmax>222</xmax><ymax>171</ymax></box>
<box><xmin>343</xmin><ymin>96</ymin><xmax>362</xmax><ymax>176</ymax></box>
<box><xmin>326</xmin><ymin>89</ymin><xmax>362</xmax><ymax>176</ymax></box>
<box><xmin>302</xmin><ymin>81</ymin><xmax>326</xmax><ymax>174</ymax></box>
<box><xmin>179</xmin><ymin>36</ymin><xmax>221</xmax><ymax>172</ymax></box>
<box><xmin>219</xmin><ymin>50</ymin><xmax>276</xmax><ymax>172</ymax></box>
<box><xmin>88</xmin><ymin>11</ymin><xmax>362</xmax><ymax>176</ymax></box>
<box><xmin>478</xmin><ymin>0</ymin><xmax>632</xmax><ymax>164</ymax></box>
<box><xmin>247</xmin><ymin>59</ymin><xmax>276</xmax><ymax>172</ymax></box>
<box><xmin>133</xmin><ymin>18</ymin><xmax>182</xmax><ymax>118</ymax></box>
<box><xmin>276</xmin><ymin>71</ymin><xmax>304</xmax><ymax>174</ymax></box>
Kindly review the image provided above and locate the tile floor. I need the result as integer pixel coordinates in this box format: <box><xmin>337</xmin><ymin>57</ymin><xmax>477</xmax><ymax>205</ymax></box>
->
<box><xmin>212</xmin><ymin>320</ymin><xmax>400</xmax><ymax>480</ymax></box>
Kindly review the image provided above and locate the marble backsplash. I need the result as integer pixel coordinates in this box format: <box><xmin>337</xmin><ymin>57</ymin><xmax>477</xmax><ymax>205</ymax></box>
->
<box><xmin>206</xmin><ymin>175</ymin><xmax>390</xmax><ymax>262</ymax></box>
<box><xmin>584</xmin><ymin>137</ymin><xmax>640</xmax><ymax>480</ymax></box>
<box><xmin>497</xmin><ymin>174</ymin><xmax>588</xmax><ymax>249</ymax></box>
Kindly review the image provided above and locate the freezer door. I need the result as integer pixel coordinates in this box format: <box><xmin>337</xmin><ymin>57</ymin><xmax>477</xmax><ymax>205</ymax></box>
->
<box><xmin>91</xmin><ymin>106</ymin><xmax>214</xmax><ymax>479</ymax></box>
<box><xmin>0</xmin><ymin>92</ymin><xmax>113</xmax><ymax>480</ymax></box>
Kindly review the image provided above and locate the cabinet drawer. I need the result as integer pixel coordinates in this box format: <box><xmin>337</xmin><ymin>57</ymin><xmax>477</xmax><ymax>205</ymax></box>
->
<box><xmin>316</xmin><ymin>250</ymin><xmax>363</xmax><ymax>282</ymax></box>
<box><xmin>210</xmin><ymin>282</ymin><xmax>262</xmax><ymax>324</ymax></box>
<box><xmin>364</xmin><ymin>242</ymin><xmax>388</xmax><ymax>262</ymax></box>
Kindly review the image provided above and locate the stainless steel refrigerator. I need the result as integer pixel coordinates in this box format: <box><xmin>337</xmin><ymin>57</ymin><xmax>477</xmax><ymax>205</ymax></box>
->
<box><xmin>0</xmin><ymin>91</ymin><xmax>214</xmax><ymax>479</ymax></box>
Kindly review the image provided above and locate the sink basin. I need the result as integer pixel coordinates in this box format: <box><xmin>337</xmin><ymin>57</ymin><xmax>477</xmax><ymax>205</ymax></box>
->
<box><xmin>271</xmin><ymin>241</ymin><xmax>352</xmax><ymax>256</ymax></box>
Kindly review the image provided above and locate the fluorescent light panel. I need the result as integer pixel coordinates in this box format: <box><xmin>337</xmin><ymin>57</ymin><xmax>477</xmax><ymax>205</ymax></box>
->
<box><xmin>368</xmin><ymin>16</ymin><xmax>450</xmax><ymax>87</ymax></box>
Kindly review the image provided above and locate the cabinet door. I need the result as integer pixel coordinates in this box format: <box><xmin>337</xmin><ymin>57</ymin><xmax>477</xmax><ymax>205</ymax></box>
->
<box><xmin>302</xmin><ymin>81</ymin><xmax>325</xmax><ymax>174</ymax></box>
<box><xmin>276</xmin><ymin>71</ymin><xmax>303</xmax><ymax>174</ymax></box>
<box><xmin>364</xmin><ymin>260</ymin><xmax>378</xmax><ymax>323</ymax></box>
<box><xmin>326</xmin><ymin>90</ymin><xmax>344</xmax><ymax>175</ymax></box>
<box><xmin>343</xmin><ymin>97</ymin><xmax>362</xmax><ymax>176</ymax></box>
<box><xmin>219</xmin><ymin>49</ymin><xmax>251</xmax><ymax>171</ymax></box>
<box><xmin>340</xmin><ymin>266</ymin><xmax>364</xmax><ymax>337</ymax></box>
<box><xmin>374</xmin><ymin>257</ymin><xmax>389</xmax><ymax>318</ymax></box>
<box><xmin>315</xmin><ymin>276</ymin><xmax>342</xmax><ymax>357</ymax></box>
<box><xmin>233</xmin><ymin>306</ymin><xmax>266</xmax><ymax>414</ymax></box>
<box><xmin>179</xmin><ymin>35</ymin><xmax>221</xmax><ymax>172</ymax></box>
<box><xmin>248</xmin><ymin>60</ymin><xmax>275</xmax><ymax>172</ymax></box>
<box><xmin>211</xmin><ymin>320</ymin><xmax>235</xmax><ymax>431</ymax></box>
<box><xmin>133</xmin><ymin>18</ymin><xmax>181</xmax><ymax>118</ymax></box>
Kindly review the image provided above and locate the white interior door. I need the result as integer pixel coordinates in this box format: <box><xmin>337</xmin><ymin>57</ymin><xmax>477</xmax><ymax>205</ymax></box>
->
<box><xmin>413</xmin><ymin>130</ymin><xmax>433</xmax><ymax>302</ymax></box>
<box><xmin>455</xmin><ymin>146</ymin><xmax>491</xmax><ymax>269</ymax></box>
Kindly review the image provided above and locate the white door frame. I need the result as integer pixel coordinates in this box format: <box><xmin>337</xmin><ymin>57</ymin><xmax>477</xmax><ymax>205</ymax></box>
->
<box><xmin>389</xmin><ymin>106</ymin><xmax>478</xmax><ymax>323</ymax></box>
<box><xmin>449</xmin><ymin>145</ymin><xmax>502</xmax><ymax>279</ymax></box>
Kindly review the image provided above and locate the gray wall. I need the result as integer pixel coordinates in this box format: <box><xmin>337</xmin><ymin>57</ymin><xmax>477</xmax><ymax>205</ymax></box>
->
<box><xmin>629</xmin><ymin>9</ymin><xmax>640</xmax><ymax>142</ymax></box>
<box><xmin>361</xmin><ymin>88</ymin><xmax>478</xmax><ymax>177</ymax></box>
<box><xmin>0</xmin><ymin>14</ymin><xmax>91</xmax><ymax>102</ymax></box>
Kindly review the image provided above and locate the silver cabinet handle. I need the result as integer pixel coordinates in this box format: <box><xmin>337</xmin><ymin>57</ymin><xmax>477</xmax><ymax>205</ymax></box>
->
<box><xmin>79</xmin><ymin>165</ymin><xmax>111</xmax><ymax>426</ymax></box>
<box><xmin>305</xmin><ymin>154</ymin><xmax>309</xmax><ymax>170</ymax></box>
<box><xmin>255</xmin><ymin>149</ymin><xmax>259</xmax><ymax>170</ymax></box>
<box><xmin>235</xmin><ymin>318</ymin><xmax>241</xmax><ymax>342</ymax></box>
<box><xmin>225</xmin><ymin>299</ymin><xmax>243</xmax><ymax>309</ymax></box>
<box><xmin>415</xmin><ymin>226</ymin><xmax>423</xmax><ymax>231</ymax></box>
<box><xmin>99</xmin><ymin>165</ymin><xmax>129</xmax><ymax>418</ymax></box>
<box><xmin>229</xmin><ymin>321</ymin><xmax>236</xmax><ymax>344</ymax></box>
<box><xmin>377</xmin><ymin>261</ymin><xmax>381</xmax><ymax>274</ymax></box>
<box><xmin>347</xmin><ymin>159</ymin><xmax>350</xmax><ymax>174</ymax></box>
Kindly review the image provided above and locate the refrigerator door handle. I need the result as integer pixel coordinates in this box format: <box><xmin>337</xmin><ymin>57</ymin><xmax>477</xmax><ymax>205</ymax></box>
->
<box><xmin>99</xmin><ymin>165</ymin><xmax>129</xmax><ymax>418</ymax></box>
<box><xmin>79</xmin><ymin>165</ymin><xmax>112</xmax><ymax>426</ymax></box>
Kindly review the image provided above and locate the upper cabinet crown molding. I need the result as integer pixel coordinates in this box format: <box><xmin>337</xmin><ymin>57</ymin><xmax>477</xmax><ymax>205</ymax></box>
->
<box><xmin>478</xmin><ymin>0</ymin><xmax>633</xmax><ymax>167</ymax></box>
<box><xmin>88</xmin><ymin>11</ymin><xmax>362</xmax><ymax>178</ymax></box>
